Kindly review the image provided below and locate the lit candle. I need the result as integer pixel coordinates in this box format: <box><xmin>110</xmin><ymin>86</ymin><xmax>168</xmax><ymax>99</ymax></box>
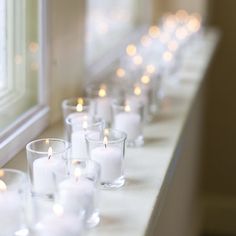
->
<box><xmin>36</xmin><ymin>204</ymin><xmax>83</xmax><ymax>236</ymax></box>
<box><xmin>114</xmin><ymin>104</ymin><xmax>142</xmax><ymax>141</ymax></box>
<box><xmin>0</xmin><ymin>179</ymin><xmax>22</xmax><ymax>236</ymax></box>
<box><xmin>33</xmin><ymin>147</ymin><xmax>66</xmax><ymax>195</ymax></box>
<box><xmin>58</xmin><ymin>168</ymin><xmax>95</xmax><ymax>221</ymax></box>
<box><xmin>93</xmin><ymin>85</ymin><xmax>112</xmax><ymax>124</ymax></box>
<box><xmin>90</xmin><ymin>135</ymin><xmax>123</xmax><ymax>183</ymax></box>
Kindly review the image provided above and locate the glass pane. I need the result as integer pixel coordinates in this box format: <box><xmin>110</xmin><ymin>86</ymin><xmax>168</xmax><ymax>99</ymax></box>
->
<box><xmin>0</xmin><ymin>0</ymin><xmax>39</xmax><ymax>132</ymax></box>
<box><xmin>86</xmin><ymin>0</ymin><xmax>141</xmax><ymax>65</ymax></box>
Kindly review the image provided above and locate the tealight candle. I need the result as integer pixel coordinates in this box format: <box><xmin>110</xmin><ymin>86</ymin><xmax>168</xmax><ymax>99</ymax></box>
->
<box><xmin>113</xmin><ymin>103</ymin><xmax>143</xmax><ymax>147</ymax></box>
<box><xmin>33</xmin><ymin>147</ymin><xmax>66</xmax><ymax>195</ymax></box>
<box><xmin>86</xmin><ymin>129</ymin><xmax>126</xmax><ymax>189</ymax></box>
<box><xmin>26</xmin><ymin>138</ymin><xmax>70</xmax><ymax>197</ymax></box>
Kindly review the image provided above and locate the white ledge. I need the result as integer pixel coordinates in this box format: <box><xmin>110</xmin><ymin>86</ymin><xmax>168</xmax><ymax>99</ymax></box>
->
<box><xmin>5</xmin><ymin>29</ymin><xmax>219</xmax><ymax>236</ymax></box>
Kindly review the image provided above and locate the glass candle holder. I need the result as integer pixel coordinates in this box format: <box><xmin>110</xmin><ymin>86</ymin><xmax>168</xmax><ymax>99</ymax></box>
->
<box><xmin>26</xmin><ymin>138</ymin><xmax>71</xmax><ymax>198</ymax></box>
<box><xmin>112</xmin><ymin>99</ymin><xmax>144</xmax><ymax>147</ymax></box>
<box><xmin>85</xmin><ymin>84</ymin><xmax>113</xmax><ymax>126</ymax></box>
<box><xmin>0</xmin><ymin>169</ymin><xmax>28</xmax><ymax>236</ymax></box>
<box><xmin>57</xmin><ymin>159</ymin><xmax>101</xmax><ymax>228</ymax></box>
<box><xmin>62</xmin><ymin>97</ymin><xmax>92</xmax><ymax>121</ymax></box>
<box><xmin>65</xmin><ymin>116</ymin><xmax>104</xmax><ymax>159</ymax></box>
<box><xmin>86</xmin><ymin>129</ymin><xmax>126</xmax><ymax>189</ymax></box>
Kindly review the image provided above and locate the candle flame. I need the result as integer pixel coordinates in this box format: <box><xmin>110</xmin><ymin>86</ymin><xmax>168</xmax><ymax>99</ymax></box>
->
<box><xmin>103</xmin><ymin>136</ymin><xmax>108</xmax><ymax>148</ymax></box>
<box><xmin>48</xmin><ymin>147</ymin><xmax>53</xmax><ymax>160</ymax></box>
<box><xmin>146</xmin><ymin>64</ymin><xmax>156</xmax><ymax>74</ymax></box>
<box><xmin>134</xmin><ymin>86</ymin><xmax>142</xmax><ymax>96</ymax></box>
<box><xmin>45</xmin><ymin>139</ymin><xmax>49</xmax><ymax>145</ymax></box>
<box><xmin>0</xmin><ymin>169</ymin><xmax>4</xmax><ymax>177</ymax></box>
<box><xmin>126</xmin><ymin>44</ymin><xmax>136</xmax><ymax>57</ymax></box>
<box><xmin>98</xmin><ymin>85</ymin><xmax>107</xmax><ymax>97</ymax></box>
<box><xmin>53</xmin><ymin>204</ymin><xmax>64</xmax><ymax>217</ymax></box>
<box><xmin>124</xmin><ymin>104</ymin><xmax>131</xmax><ymax>112</ymax></box>
<box><xmin>133</xmin><ymin>55</ymin><xmax>143</xmax><ymax>65</ymax></box>
<box><xmin>116</xmin><ymin>68</ymin><xmax>126</xmax><ymax>78</ymax></box>
<box><xmin>76</xmin><ymin>97</ymin><xmax>84</xmax><ymax>112</ymax></box>
<box><xmin>141</xmin><ymin>75</ymin><xmax>151</xmax><ymax>85</ymax></box>
<box><xmin>148</xmin><ymin>26</ymin><xmax>160</xmax><ymax>38</ymax></box>
<box><xmin>163</xmin><ymin>51</ymin><xmax>173</xmax><ymax>62</ymax></box>
<box><xmin>77</xmin><ymin>97</ymin><xmax>84</xmax><ymax>105</ymax></box>
<box><xmin>0</xmin><ymin>180</ymin><xmax>7</xmax><ymax>192</ymax></box>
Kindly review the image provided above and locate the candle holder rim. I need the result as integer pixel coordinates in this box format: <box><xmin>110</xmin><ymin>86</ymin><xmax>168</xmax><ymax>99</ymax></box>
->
<box><xmin>85</xmin><ymin>128</ymin><xmax>127</xmax><ymax>144</ymax></box>
<box><xmin>65</xmin><ymin>116</ymin><xmax>104</xmax><ymax>128</ymax></box>
<box><xmin>112</xmin><ymin>100</ymin><xmax>144</xmax><ymax>109</ymax></box>
<box><xmin>26</xmin><ymin>138</ymin><xmax>71</xmax><ymax>155</ymax></box>
<box><xmin>0</xmin><ymin>168</ymin><xmax>26</xmax><ymax>178</ymax></box>
<box><xmin>62</xmin><ymin>97</ymin><xmax>91</xmax><ymax>110</ymax></box>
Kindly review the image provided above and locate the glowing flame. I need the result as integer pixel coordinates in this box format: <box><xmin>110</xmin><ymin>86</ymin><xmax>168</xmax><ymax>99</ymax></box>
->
<box><xmin>146</xmin><ymin>64</ymin><xmax>156</xmax><ymax>74</ymax></box>
<box><xmin>98</xmin><ymin>85</ymin><xmax>107</xmax><ymax>97</ymax></box>
<box><xmin>148</xmin><ymin>26</ymin><xmax>160</xmax><ymax>38</ymax></box>
<box><xmin>0</xmin><ymin>180</ymin><xmax>7</xmax><ymax>192</ymax></box>
<box><xmin>53</xmin><ymin>204</ymin><xmax>64</xmax><ymax>217</ymax></box>
<box><xmin>126</xmin><ymin>44</ymin><xmax>137</xmax><ymax>57</ymax></box>
<box><xmin>134</xmin><ymin>85</ymin><xmax>142</xmax><ymax>96</ymax></box>
<box><xmin>103</xmin><ymin>135</ymin><xmax>108</xmax><ymax>148</ymax></box>
<box><xmin>163</xmin><ymin>51</ymin><xmax>173</xmax><ymax>62</ymax></box>
<box><xmin>124</xmin><ymin>104</ymin><xmax>131</xmax><ymax>112</ymax></box>
<box><xmin>141</xmin><ymin>75</ymin><xmax>151</xmax><ymax>85</ymax></box>
<box><xmin>116</xmin><ymin>68</ymin><xmax>126</xmax><ymax>78</ymax></box>
<box><xmin>76</xmin><ymin>98</ymin><xmax>84</xmax><ymax>112</ymax></box>
<box><xmin>0</xmin><ymin>170</ymin><xmax>4</xmax><ymax>177</ymax></box>
<box><xmin>48</xmin><ymin>147</ymin><xmax>53</xmax><ymax>159</ymax></box>
<box><xmin>133</xmin><ymin>55</ymin><xmax>143</xmax><ymax>65</ymax></box>
<box><xmin>45</xmin><ymin>139</ymin><xmax>49</xmax><ymax>145</ymax></box>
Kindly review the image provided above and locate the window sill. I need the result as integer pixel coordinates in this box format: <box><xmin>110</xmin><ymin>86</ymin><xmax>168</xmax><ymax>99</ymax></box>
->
<box><xmin>4</xmin><ymin>29</ymin><xmax>219</xmax><ymax>236</ymax></box>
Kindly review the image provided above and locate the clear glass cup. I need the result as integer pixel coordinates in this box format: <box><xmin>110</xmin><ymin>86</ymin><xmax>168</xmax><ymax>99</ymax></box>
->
<box><xmin>26</xmin><ymin>138</ymin><xmax>71</xmax><ymax>198</ymax></box>
<box><xmin>0</xmin><ymin>169</ymin><xmax>28</xmax><ymax>236</ymax></box>
<box><xmin>86</xmin><ymin>128</ymin><xmax>126</xmax><ymax>189</ymax></box>
<box><xmin>85</xmin><ymin>84</ymin><xmax>113</xmax><ymax>126</ymax></box>
<box><xmin>56</xmin><ymin>159</ymin><xmax>101</xmax><ymax>228</ymax></box>
<box><xmin>112</xmin><ymin>99</ymin><xmax>144</xmax><ymax>147</ymax></box>
<box><xmin>65</xmin><ymin>115</ymin><xmax>104</xmax><ymax>159</ymax></box>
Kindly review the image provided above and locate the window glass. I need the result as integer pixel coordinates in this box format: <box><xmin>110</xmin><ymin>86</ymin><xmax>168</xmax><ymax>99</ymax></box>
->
<box><xmin>0</xmin><ymin>0</ymin><xmax>39</xmax><ymax>132</ymax></box>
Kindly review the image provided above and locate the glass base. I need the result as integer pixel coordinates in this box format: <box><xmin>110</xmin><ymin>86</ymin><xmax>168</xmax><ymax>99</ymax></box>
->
<box><xmin>127</xmin><ymin>135</ymin><xmax>144</xmax><ymax>148</ymax></box>
<box><xmin>100</xmin><ymin>176</ymin><xmax>125</xmax><ymax>190</ymax></box>
<box><xmin>86</xmin><ymin>210</ymin><xmax>100</xmax><ymax>228</ymax></box>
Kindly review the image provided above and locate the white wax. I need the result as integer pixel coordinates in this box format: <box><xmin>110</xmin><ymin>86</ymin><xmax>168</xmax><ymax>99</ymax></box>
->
<box><xmin>91</xmin><ymin>146</ymin><xmax>122</xmax><ymax>183</ymax></box>
<box><xmin>36</xmin><ymin>214</ymin><xmax>83</xmax><ymax>236</ymax></box>
<box><xmin>0</xmin><ymin>191</ymin><xmax>22</xmax><ymax>236</ymax></box>
<box><xmin>58</xmin><ymin>177</ymin><xmax>95</xmax><ymax>219</ymax></box>
<box><xmin>114</xmin><ymin>112</ymin><xmax>141</xmax><ymax>141</ymax></box>
<box><xmin>71</xmin><ymin>131</ymin><xmax>88</xmax><ymax>158</ymax></box>
<box><xmin>67</xmin><ymin>112</ymin><xmax>89</xmax><ymax>126</ymax></box>
<box><xmin>33</xmin><ymin>157</ymin><xmax>66</xmax><ymax>195</ymax></box>
<box><xmin>94</xmin><ymin>97</ymin><xmax>112</xmax><ymax>123</ymax></box>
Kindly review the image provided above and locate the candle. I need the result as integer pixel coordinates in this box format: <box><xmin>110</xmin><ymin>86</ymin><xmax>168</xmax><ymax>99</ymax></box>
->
<box><xmin>0</xmin><ymin>180</ymin><xmax>22</xmax><ymax>236</ymax></box>
<box><xmin>93</xmin><ymin>85</ymin><xmax>112</xmax><ymax>123</ymax></box>
<box><xmin>114</xmin><ymin>105</ymin><xmax>142</xmax><ymax>141</ymax></box>
<box><xmin>58</xmin><ymin>169</ymin><xmax>95</xmax><ymax>220</ymax></box>
<box><xmin>33</xmin><ymin>147</ymin><xmax>66</xmax><ymax>195</ymax></box>
<box><xmin>90</xmin><ymin>136</ymin><xmax>123</xmax><ymax>183</ymax></box>
<box><xmin>36</xmin><ymin>204</ymin><xmax>83</xmax><ymax>236</ymax></box>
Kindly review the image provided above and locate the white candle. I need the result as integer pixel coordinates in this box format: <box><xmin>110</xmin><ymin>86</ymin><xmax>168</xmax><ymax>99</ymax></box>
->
<box><xmin>36</xmin><ymin>204</ymin><xmax>83</xmax><ymax>236</ymax></box>
<box><xmin>58</xmin><ymin>176</ymin><xmax>95</xmax><ymax>220</ymax></box>
<box><xmin>90</xmin><ymin>140</ymin><xmax>123</xmax><ymax>183</ymax></box>
<box><xmin>0</xmin><ymin>180</ymin><xmax>22</xmax><ymax>236</ymax></box>
<box><xmin>33</xmin><ymin>148</ymin><xmax>66</xmax><ymax>195</ymax></box>
<box><xmin>114</xmin><ymin>110</ymin><xmax>141</xmax><ymax>141</ymax></box>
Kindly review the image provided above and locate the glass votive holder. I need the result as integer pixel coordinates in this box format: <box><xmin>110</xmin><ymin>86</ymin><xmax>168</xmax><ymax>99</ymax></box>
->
<box><xmin>26</xmin><ymin>138</ymin><xmax>71</xmax><ymax>198</ymax></box>
<box><xmin>112</xmin><ymin>100</ymin><xmax>144</xmax><ymax>147</ymax></box>
<box><xmin>85</xmin><ymin>84</ymin><xmax>113</xmax><ymax>126</ymax></box>
<box><xmin>86</xmin><ymin>128</ymin><xmax>126</xmax><ymax>189</ymax></box>
<box><xmin>62</xmin><ymin>97</ymin><xmax>92</xmax><ymax>121</ymax></box>
<box><xmin>0</xmin><ymin>169</ymin><xmax>28</xmax><ymax>236</ymax></box>
<box><xmin>57</xmin><ymin>159</ymin><xmax>101</xmax><ymax>228</ymax></box>
<box><xmin>33</xmin><ymin>202</ymin><xmax>84</xmax><ymax>236</ymax></box>
<box><xmin>65</xmin><ymin>116</ymin><xmax>104</xmax><ymax>159</ymax></box>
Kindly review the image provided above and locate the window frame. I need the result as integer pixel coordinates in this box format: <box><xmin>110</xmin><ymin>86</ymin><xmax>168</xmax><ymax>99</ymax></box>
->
<box><xmin>0</xmin><ymin>0</ymin><xmax>49</xmax><ymax>167</ymax></box>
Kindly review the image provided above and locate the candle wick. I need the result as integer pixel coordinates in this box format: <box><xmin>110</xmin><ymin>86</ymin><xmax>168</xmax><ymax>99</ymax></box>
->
<box><xmin>48</xmin><ymin>154</ymin><xmax>51</xmax><ymax>160</ymax></box>
<box><xmin>104</xmin><ymin>143</ymin><xmax>107</xmax><ymax>149</ymax></box>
